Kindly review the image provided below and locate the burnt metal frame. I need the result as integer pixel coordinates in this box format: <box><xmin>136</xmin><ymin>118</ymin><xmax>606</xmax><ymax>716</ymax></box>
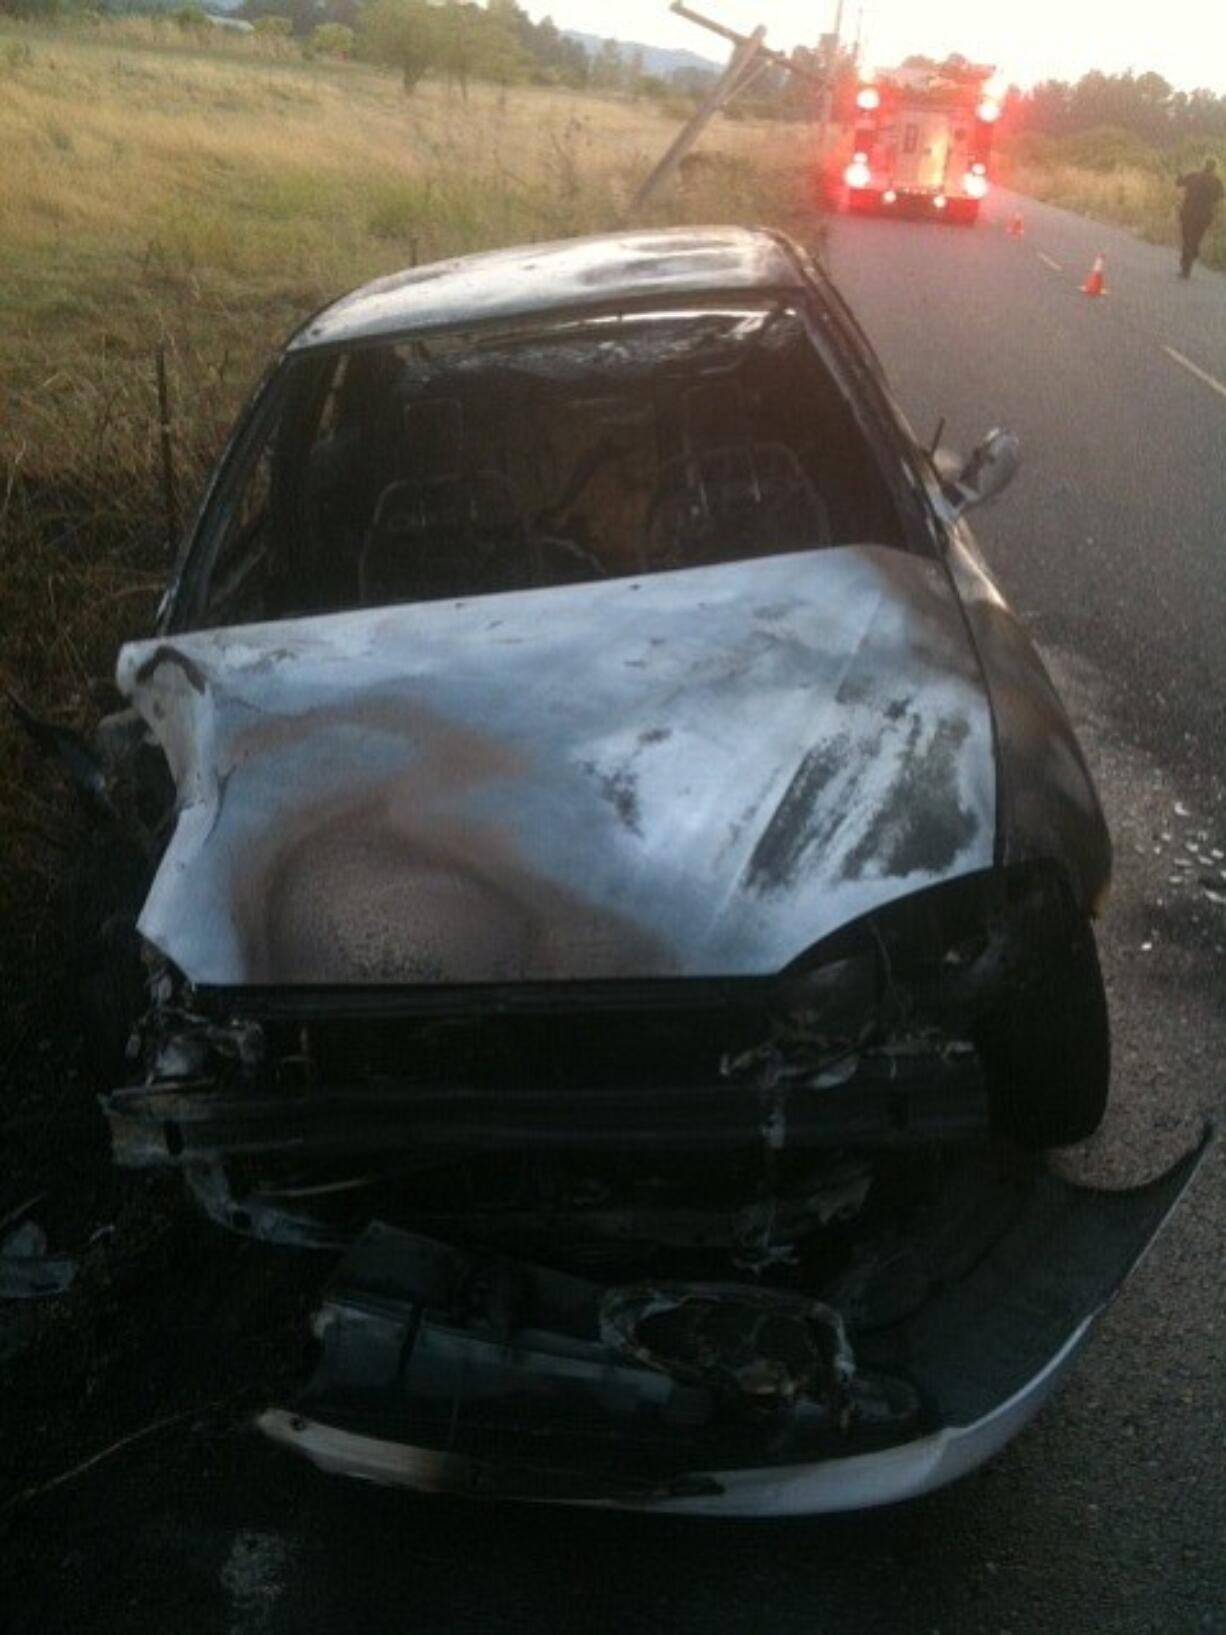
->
<box><xmin>161</xmin><ymin>255</ymin><xmax>950</xmax><ymax>635</ymax></box>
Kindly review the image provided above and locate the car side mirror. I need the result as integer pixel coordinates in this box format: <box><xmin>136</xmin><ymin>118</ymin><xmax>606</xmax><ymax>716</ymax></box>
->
<box><xmin>939</xmin><ymin>428</ymin><xmax>1020</xmax><ymax>516</ymax></box>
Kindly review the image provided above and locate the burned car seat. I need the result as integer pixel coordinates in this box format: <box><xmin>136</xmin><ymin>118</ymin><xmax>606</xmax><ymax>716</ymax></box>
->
<box><xmin>358</xmin><ymin>471</ymin><xmax>531</xmax><ymax>606</ymax></box>
<box><xmin>642</xmin><ymin>442</ymin><xmax>832</xmax><ymax>569</ymax></box>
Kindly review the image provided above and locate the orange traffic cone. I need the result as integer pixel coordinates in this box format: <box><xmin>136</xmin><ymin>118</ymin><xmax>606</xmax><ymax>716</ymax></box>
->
<box><xmin>1081</xmin><ymin>253</ymin><xmax>1107</xmax><ymax>296</ymax></box>
<box><xmin>1006</xmin><ymin>212</ymin><xmax>1025</xmax><ymax>237</ymax></box>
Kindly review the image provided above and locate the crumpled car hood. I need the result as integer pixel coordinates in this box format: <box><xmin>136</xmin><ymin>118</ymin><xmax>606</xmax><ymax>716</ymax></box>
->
<box><xmin>118</xmin><ymin>546</ymin><xmax>996</xmax><ymax>986</ymax></box>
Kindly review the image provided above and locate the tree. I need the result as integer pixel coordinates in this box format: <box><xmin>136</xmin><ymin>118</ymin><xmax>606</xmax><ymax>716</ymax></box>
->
<box><xmin>474</xmin><ymin>17</ymin><xmax>529</xmax><ymax>87</ymax></box>
<box><xmin>1013</xmin><ymin>66</ymin><xmax>1226</xmax><ymax>149</ymax></box>
<box><xmin>421</xmin><ymin>2</ymin><xmax>528</xmax><ymax>97</ymax></box>
<box><xmin>357</xmin><ymin>0</ymin><xmax>440</xmax><ymax>93</ymax></box>
<box><xmin>435</xmin><ymin>1</ymin><xmax>476</xmax><ymax>99</ymax></box>
<box><xmin>353</xmin><ymin>0</ymin><xmax>605</xmax><ymax>98</ymax></box>
<box><xmin>485</xmin><ymin>2</ymin><xmax>587</xmax><ymax>88</ymax></box>
<box><xmin>310</xmin><ymin>19</ymin><xmax>354</xmax><ymax>55</ymax></box>
<box><xmin>590</xmin><ymin>37</ymin><xmax>624</xmax><ymax>91</ymax></box>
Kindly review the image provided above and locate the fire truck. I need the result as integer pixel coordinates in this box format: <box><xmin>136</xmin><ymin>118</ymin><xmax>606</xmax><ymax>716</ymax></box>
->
<box><xmin>842</xmin><ymin>59</ymin><xmax>1004</xmax><ymax>225</ymax></box>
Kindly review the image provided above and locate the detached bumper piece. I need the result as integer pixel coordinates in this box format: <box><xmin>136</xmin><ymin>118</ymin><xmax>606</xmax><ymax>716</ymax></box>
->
<box><xmin>260</xmin><ymin>1132</ymin><xmax>1209</xmax><ymax>1515</ymax></box>
<box><xmin>260</xmin><ymin>1227</ymin><xmax>920</xmax><ymax>1507</ymax></box>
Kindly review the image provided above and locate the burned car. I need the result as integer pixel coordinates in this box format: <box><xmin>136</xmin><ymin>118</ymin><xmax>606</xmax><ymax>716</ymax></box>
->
<box><xmin>69</xmin><ymin>229</ymin><xmax>1207</xmax><ymax>1513</ymax></box>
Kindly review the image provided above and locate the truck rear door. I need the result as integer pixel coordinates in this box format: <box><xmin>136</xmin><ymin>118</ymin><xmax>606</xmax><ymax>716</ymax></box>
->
<box><xmin>895</xmin><ymin>108</ymin><xmax>951</xmax><ymax>191</ymax></box>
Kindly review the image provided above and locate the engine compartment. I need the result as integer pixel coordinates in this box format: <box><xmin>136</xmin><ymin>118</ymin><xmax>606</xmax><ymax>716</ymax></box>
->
<box><xmin>106</xmin><ymin>862</ymin><xmax>1105</xmax><ymax>1266</ymax></box>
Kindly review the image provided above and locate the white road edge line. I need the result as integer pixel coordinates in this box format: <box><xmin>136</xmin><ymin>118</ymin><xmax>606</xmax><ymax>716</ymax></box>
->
<box><xmin>1037</xmin><ymin>252</ymin><xmax>1063</xmax><ymax>272</ymax></box>
<box><xmin>1162</xmin><ymin>344</ymin><xmax>1226</xmax><ymax>403</ymax></box>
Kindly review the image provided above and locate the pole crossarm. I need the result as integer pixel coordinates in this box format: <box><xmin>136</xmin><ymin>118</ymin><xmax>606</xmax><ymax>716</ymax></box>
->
<box><xmin>669</xmin><ymin>1</ymin><xmax>827</xmax><ymax>87</ymax></box>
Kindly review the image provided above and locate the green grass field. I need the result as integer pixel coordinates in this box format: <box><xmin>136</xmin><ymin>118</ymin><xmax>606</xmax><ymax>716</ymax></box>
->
<box><xmin>0</xmin><ymin>16</ymin><xmax>819</xmax><ymax>1051</ymax></box>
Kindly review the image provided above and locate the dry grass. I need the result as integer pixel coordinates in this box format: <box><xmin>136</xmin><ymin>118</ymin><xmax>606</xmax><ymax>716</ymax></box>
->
<box><xmin>0</xmin><ymin>17</ymin><xmax>820</xmax><ymax>1056</ymax></box>
<box><xmin>1000</xmin><ymin>149</ymin><xmax>1226</xmax><ymax>271</ymax></box>
<box><xmin>0</xmin><ymin>30</ymin><xmax>795</xmax><ymax>326</ymax></box>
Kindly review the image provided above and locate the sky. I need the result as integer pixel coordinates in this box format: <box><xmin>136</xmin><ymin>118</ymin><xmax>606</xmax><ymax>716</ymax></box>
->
<box><xmin>535</xmin><ymin>0</ymin><xmax>1226</xmax><ymax>94</ymax></box>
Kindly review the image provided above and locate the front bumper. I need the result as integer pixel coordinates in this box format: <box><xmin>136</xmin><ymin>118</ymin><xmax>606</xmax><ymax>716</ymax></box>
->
<box><xmin>253</xmin><ymin>1131</ymin><xmax>1209</xmax><ymax>1516</ymax></box>
<box><xmin>258</xmin><ymin>1324</ymin><xmax>1082</xmax><ymax>1516</ymax></box>
<box><xmin>847</xmin><ymin>187</ymin><xmax>980</xmax><ymax>223</ymax></box>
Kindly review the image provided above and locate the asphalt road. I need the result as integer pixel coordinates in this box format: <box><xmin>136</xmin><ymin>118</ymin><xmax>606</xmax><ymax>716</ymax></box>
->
<box><xmin>3</xmin><ymin>195</ymin><xmax>1224</xmax><ymax>1635</ymax></box>
<box><xmin>821</xmin><ymin>191</ymin><xmax>1226</xmax><ymax>1631</ymax></box>
<box><xmin>825</xmin><ymin>188</ymin><xmax>1226</xmax><ymax>781</ymax></box>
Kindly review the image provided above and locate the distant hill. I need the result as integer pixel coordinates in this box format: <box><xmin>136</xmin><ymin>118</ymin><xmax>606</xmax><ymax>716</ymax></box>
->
<box><xmin>185</xmin><ymin>10</ymin><xmax>721</xmax><ymax>76</ymax></box>
<box><xmin>564</xmin><ymin>29</ymin><xmax>721</xmax><ymax>81</ymax></box>
<box><xmin>190</xmin><ymin>9</ymin><xmax>722</xmax><ymax>77</ymax></box>
<box><xmin>105</xmin><ymin>0</ymin><xmax>247</xmax><ymax>9</ymax></box>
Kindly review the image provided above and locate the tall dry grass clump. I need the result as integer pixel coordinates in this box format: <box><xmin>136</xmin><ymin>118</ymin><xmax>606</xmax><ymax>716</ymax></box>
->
<box><xmin>0</xmin><ymin>16</ymin><xmax>819</xmax><ymax>1061</ymax></box>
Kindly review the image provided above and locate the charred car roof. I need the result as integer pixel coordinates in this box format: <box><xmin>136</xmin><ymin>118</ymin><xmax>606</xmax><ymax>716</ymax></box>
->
<box><xmin>289</xmin><ymin>227</ymin><xmax>816</xmax><ymax>352</ymax></box>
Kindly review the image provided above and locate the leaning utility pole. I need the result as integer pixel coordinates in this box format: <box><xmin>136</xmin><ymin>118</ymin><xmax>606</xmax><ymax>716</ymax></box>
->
<box><xmin>629</xmin><ymin>1</ymin><xmax>825</xmax><ymax>217</ymax></box>
<box><xmin>814</xmin><ymin>0</ymin><xmax>845</xmax><ymax>170</ymax></box>
<box><xmin>630</xmin><ymin>24</ymin><xmax>766</xmax><ymax>214</ymax></box>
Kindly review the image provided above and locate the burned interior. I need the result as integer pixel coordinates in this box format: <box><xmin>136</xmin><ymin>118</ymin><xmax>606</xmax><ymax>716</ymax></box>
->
<box><xmin>61</xmin><ymin>229</ymin><xmax>1206</xmax><ymax>1513</ymax></box>
<box><xmin>186</xmin><ymin>304</ymin><xmax>907</xmax><ymax>628</ymax></box>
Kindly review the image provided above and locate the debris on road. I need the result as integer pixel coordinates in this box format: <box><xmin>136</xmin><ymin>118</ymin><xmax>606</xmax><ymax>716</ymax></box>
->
<box><xmin>0</xmin><ymin>1217</ymin><xmax>78</xmax><ymax>1300</ymax></box>
<box><xmin>0</xmin><ymin>1406</ymin><xmax>206</xmax><ymax>1518</ymax></box>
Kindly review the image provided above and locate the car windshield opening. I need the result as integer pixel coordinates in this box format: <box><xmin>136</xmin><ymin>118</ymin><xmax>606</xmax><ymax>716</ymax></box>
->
<box><xmin>195</xmin><ymin>304</ymin><xmax>910</xmax><ymax>627</ymax></box>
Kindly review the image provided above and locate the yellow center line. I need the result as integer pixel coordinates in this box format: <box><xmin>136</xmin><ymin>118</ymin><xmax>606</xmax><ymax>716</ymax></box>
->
<box><xmin>1037</xmin><ymin>251</ymin><xmax>1063</xmax><ymax>272</ymax></box>
<box><xmin>1162</xmin><ymin>344</ymin><xmax>1226</xmax><ymax>403</ymax></box>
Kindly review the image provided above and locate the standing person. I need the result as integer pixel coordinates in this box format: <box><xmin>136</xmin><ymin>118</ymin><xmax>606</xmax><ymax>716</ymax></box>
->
<box><xmin>1175</xmin><ymin>158</ymin><xmax>1224</xmax><ymax>279</ymax></box>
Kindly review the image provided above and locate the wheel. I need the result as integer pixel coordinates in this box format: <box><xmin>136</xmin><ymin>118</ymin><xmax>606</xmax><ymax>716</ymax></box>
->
<box><xmin>978</xmin><ymin>913</ymin><xmax>1110</xmax><ymax>1148</ymax></box>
